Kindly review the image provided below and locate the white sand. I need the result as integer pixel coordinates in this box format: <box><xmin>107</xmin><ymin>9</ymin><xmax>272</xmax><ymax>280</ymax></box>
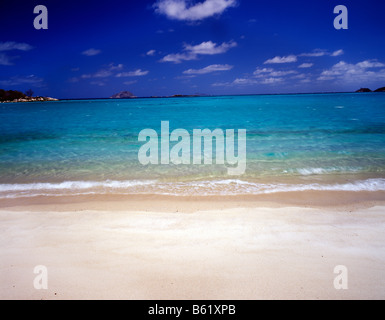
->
<box><xmin>1</xmin><ymin>204</ymin><xmax>385</xmax><ymax>300</ymax></box>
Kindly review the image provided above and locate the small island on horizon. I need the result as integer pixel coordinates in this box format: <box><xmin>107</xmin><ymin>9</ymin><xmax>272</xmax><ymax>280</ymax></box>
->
<box><xmin>1</xmin><ymin>87</ymin><xmax>384</xmax><ymax>103</ymax></box>
<box><xmin>355</xmin><ymin>86</ymin><xmax>385</xmax><ymax>93</ymax></box>
<box><xmin>0</xmin><ymin>89</ymin><xmax>58</xmax><ymax>103</ymax></box>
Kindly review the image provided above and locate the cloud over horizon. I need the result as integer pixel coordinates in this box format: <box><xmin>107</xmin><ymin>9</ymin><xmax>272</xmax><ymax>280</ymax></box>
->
<box><xmin>318</xmin><ymin>60</ymin><xmax>385</xmax><ymax>82</ymax></box>
<box><xmin>264</xmin><ymin>49</ymin><xmax>344</xmax><ymax>66</ymax></box>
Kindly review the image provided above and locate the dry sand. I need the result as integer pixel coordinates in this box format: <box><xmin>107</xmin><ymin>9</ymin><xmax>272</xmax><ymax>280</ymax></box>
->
<box><xmin>1</xmin><ymin>194</ymin><xmax>385</xmax><ymax>300</ymax></box>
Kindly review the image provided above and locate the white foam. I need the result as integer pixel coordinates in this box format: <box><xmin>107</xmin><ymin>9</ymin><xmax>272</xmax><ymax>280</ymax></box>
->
<box><xmin>0</xmin><ymin>178</ymin><xmax>385</xmax><ymax>198</ymax></box>
<box><xmin>296</xmin><ymin>167</ymin><xmax>360</xmax><ymax>176</ymax></box>
<box><xmin>0</xmin><ymin>180</ymin><xmax>156</xmax><ymax>192</ymax></box>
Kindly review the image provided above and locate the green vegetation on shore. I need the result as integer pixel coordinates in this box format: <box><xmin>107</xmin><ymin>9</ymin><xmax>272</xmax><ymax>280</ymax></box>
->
<box><xmin>0</xmin><ymin>89</ymin><xmax>58</xmax><ymax>103</ymax></box>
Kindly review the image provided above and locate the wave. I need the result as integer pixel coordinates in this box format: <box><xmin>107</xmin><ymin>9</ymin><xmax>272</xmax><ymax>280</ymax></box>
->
<box><xmin>294</xmin><ymin>167</ymin><xmax>361</xmax><ymax>176</ymax></box>
<box><xmin>0</xmin><ymin>178</ymin><xmax>385</xmax><ymax>198</ymax></box>
<box><xmin>0</xmin><ymin>180</ymin><xmax>156</xmax><ymax>192</ymax></box>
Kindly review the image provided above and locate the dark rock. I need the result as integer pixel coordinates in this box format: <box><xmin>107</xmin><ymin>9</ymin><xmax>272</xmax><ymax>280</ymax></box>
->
<box><xmin>374</xmin><ymin>87</ymin><xmax>385</xmax><ymax>92</ymax></box>
<box><xmin>0</xmin><ymin>89</ymin><xmax>58</xmax><ymax>103</ymax></box>
<box><xmin>355</xmin><ymin>88</ymin><xmax>372</xmax><ymax>93</ymax></box>
<box><xmin>110</xmin><ymin>91</ymin><xmax>137</xmax><ymax>99</ymax></box>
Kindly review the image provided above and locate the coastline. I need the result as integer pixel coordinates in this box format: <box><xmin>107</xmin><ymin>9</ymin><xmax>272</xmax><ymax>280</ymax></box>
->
<box><xmin>1</xmin><ymin>93</ymin><xmax>385</xmax><ymax>299</ymax></box>
<box><xmin>0</xmin><ymin>97</ymin><xmax>58</xmax><ymax>103</ymax></box>
<box><xmin>1</xmin><ymin>190</ymin><xmax>385</xmax><ymax>212</ymax></box>
<box><xmin>1</xmin><ymin>193</ymin><xmax>385</xmax><ymax>300</ymax></box>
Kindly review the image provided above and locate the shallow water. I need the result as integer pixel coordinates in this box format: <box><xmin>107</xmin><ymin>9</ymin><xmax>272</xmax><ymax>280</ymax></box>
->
<box><xmin>1</xmin><ymin>93</ymin><xmax>385</xmax><ymax>197</ymax></box>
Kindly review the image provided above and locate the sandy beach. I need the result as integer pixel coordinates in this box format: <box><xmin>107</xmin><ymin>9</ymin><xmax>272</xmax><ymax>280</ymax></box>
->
<box><xmin>2</xmin><ymin>0</ymin><xmax>385</xmax><ymax>304</ymax></box>
<box><xmin>1</xmin><ymin>193</ymin><xmax>385</xmax><ymax>300</ymax></box>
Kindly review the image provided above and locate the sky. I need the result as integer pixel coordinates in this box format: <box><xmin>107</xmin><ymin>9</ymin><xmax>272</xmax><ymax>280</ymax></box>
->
<box><xmin>0</xmin><ymin>0</ymin><xmax>385</xmax><ymax>99</ymax></box>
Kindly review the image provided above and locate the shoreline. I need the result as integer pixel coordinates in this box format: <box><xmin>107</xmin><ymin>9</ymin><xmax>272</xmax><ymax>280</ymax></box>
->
<box><xmin>1</xmin><ymin>190</ymin><xmax>385</xmax><ymax>212</ymax></box>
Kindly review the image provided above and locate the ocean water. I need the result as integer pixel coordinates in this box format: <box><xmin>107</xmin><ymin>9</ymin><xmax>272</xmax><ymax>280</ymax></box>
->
<box><xmin>1</xmin><ymin>93</ymin><xmax>385</xmax><ymax>198</ymax></box>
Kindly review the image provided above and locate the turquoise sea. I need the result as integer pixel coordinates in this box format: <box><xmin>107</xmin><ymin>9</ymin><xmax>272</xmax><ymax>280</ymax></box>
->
<box><xmin>1</xmin><ymin>93</ymin><xmax>385</xmax><ymax>198</ymax></box>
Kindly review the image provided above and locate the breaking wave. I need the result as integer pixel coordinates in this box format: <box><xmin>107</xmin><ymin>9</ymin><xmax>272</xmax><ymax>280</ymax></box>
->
<box><xmin>1</xmin><ymin>178</ymin><xmax>385</xmax><ymax>198</ymax></box>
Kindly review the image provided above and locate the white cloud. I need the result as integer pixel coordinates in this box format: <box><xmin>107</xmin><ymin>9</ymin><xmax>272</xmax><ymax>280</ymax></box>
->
<box><xmin>185</xmin><ymin>40</ymin><xmax>237</xmax><ymax>55</ymax></box>
<box><xmin>356</xmin><ymin>60</ymin><xmax>385</xmax><ymax>68</ymax></box>
<box><xmin>161</xmin><ymin>40</ymin><xmax>237</xmax><ymax>63</ymax></box>
<box><xmin>299</xmin><ymin>49</ymin><xmax>328</xmax><ymax>57</ymax></box>
<box><xmin>264</xmin><ymin>49</ymin><xmax>343</xmax><ymax>66</ymax></box>
<box><xmin>300</xmin><ymin>49</ymin><xmax>344</xmax><ymax>57</ymax></box>
<box><xmin>0</xmin><ymin>42</ymin><xmax>33</xmax><ymax>66</ymax></box>
<box><xmin>183</xmin><ymin>64</ymin><xmax>233</xmax><ymax>74</ymax></box>
<box><xmin>161</xmin><ymin>52</ymin><xmax>197</xmax><ymax>63</ymax></box>
<box><xmin>291</xmin><ymin>73</ymin><xmax>307</xmax><ymax>79</ymax></box>
<box><xmin>81</xmin><ymin>70</ymin><xmax>112</xmax><ymax>79</ymax></box>
<box><xmin>153</xmin><ymin>0</ymin><xmax>237</xmax><ymax>21</ymax></box>
<box><xmin>260</xmin><ymin>77</ymin><xmax>283</xmax><ymax>84</ymax></box>
<box><xmin>146</xmin><ymin>50</ymin><xmax>156</xmax><ymax>56</ymax></box>
<box><xmin>0</xmin><ymin>53</ymin><xmax>13</xmax><ymax>66</ymax></box>
<box><xmin>211</xmin><ymin>81</ymin><xmax>231</xmax><ymax>87</ymax></box>
<box><xmin>291</xmin><ymin>73</ymin><xmax>311</xmax><ymax>83</ymax></box>
<box><xmin>298</xmin><ymin>63</ymin><xmax>314</xmax><ymax>68</ymax></box>
<box><xmin>0</xmin><ymin>42</ymin><xmax>33</xmax><ymax>52</ymax></box>
<box><xmin>253</xmin><ymin>67</ymin><xmax>274</xmax><ymax>75</ymax></box>
<box><xmin>214</xmin><ymin>76</ymin><xmax>284</xmax><ymax>86</ymax></box>
<box><xmin>233</xmin><ymin>78</ymin><xmax>258</xmax><ymax>85</ymax></box>
<box><xmin>268</xmin><ymin>70</ymin><xmax>297</xmax><ymax>77</ymax></box>
<box><xmin>213</xmin><ymin>74</ymin><xmax>285</xmax><ymax>87</ymax></box>
<box><xmin>214</xmin><ymin>66</ymin><xmax>297</xmax><ymax>87</ymax></box>
<box><xmin>264</xmin><ymin>55</ymin><xmax>297</xmax><ymax>64</ymax></box>
<box><xmin>317</xmin><ymin>60</ymin><xmax>385</xmax><ymax>82</ymax></box>
<box><xmin>116</xmin><ymin>69</ymin><xmax>149</xmax><ymax>77</ymax></box>
<box><xmin>331</xmin><ymin>49</ymin><xmax>344</xmax><ymax>57</ymax></box>
<box><xmin>123</xmin><ymin>80</ymin><xmax>138</xmax><ymax>85</ymax></box>
<box><xmin>80</xmin><ymin>63</ymin><xmax>123</xmax><ymax>79</ymax></box>
<box><xmin>212</xmin><ymin>78</ymin><xmax>259</xmax><ymax>87</ymax></box>
<box><xmin>0</xmin><ymin>75</ymin><xmax>44</xmax><ymax>87</ymax></box>
<box><xmin>253</xmin><ymin>67</ymin><xmax>296</xmax><ymax>78</ymax></box>
<box><xmin>108</xmin><ymin>64</ymin><xmax>124</xmax><ymax>71</ymax></box>
<box><xmin>82</xmin><ymin>48</ymin><xmax>101</xmax><ymax>56</ymax></box>
<box><xmin>317</xmin><ymin>75</ymin><xmax>335</xmax><ymax>81</ymax></box>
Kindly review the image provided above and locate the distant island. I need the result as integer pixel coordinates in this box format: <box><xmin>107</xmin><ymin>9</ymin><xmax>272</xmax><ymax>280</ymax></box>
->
<box><xmin>171</xmin><ymin>94</ymin><xmax>201</xmax><ymax>98</ymax></box>
<box><xmin>0</xmin><ymin>89</ymin><xmax>58</xmax><ymax>103</ymax></box>
<box><xmin>110</xmin><ymin>91</ymin><xmax>206</xmax><ymax>99</ymax></box>
<box><xmin>355</xmin><ymin>87</ymin><xmax>385</xmax><ymax>93</ymax></box>
<box><xmin>110</xmin><ymin>91</ymin><xmax>137</xmax><ymax>99</ymax></box>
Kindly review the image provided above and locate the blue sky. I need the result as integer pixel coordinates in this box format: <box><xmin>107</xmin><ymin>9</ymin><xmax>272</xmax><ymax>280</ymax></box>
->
<box><xmin>1</xmin><ymin>0</ymin><xmax>385</xmax><ymax>98</ymax></box>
